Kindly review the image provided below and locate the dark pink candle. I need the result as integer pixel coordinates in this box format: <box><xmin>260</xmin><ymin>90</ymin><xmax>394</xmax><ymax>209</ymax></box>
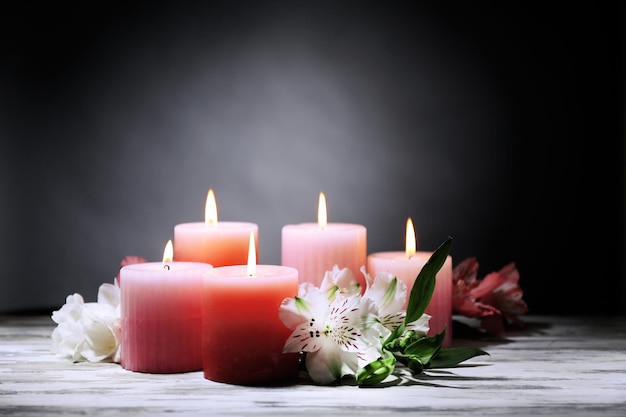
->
<box><xmin>202</xmin><ymin>234</ymin><xmax>300</xmax><ymax>385</ymax></box>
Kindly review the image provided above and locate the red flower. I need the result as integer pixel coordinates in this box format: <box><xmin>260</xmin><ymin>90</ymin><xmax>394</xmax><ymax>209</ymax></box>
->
<box><xmin>453</xmin><ymin>257</ymin><xmax>528</xmax><ymax>335</ymax></box>
<box><xmin>452</xmin><ymin>257</ymin><xmax>501</xmax><ymax>319</ymax></box>
<box><xmin>115</xmin><ymin>255</ymin><xmax>148</xmax><ymax>286</ymax></box>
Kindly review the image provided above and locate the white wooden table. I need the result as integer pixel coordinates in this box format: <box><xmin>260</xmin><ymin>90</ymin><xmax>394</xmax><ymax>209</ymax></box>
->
<box><xmin>1</xmin><ymin>315</ymin><xmax>625</xmax><ymax>416</ymax></box>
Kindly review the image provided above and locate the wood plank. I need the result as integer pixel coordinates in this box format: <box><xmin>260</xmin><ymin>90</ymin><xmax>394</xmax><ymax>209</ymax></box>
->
<box><xmin>1</xmin><ymin>315</ymin><xmax>625</xmax><ymax>416</ymax></box>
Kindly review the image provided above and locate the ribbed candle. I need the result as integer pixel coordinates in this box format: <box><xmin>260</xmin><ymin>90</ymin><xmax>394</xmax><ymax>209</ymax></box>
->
<box><xmin>367</xmin><ymin>252</ymin><xmax>453</xmax><ymax>348</ymax></box>
<box><xmin>281</xmin><ymin>223</ymin><xmax>367</xmax><ymax>289</ymax></box>
<box><xmin>120</xmin><ymin>261</ymin><xmax>212</xmax><ymax>373</ymax></box>
<box><xmin>202</xmin><ymin>265</ymin><xmax>300</xmax><ymax>385</ymax></box>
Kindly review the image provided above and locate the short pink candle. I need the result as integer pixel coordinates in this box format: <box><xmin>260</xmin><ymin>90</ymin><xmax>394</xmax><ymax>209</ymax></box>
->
<box><xmin>174</xmin><ymin>189</ymin><xmax>258</xmax><ymax>266</ymax></box>
<box><xmin>281</xmin><ymin>192</ymin><xmax>367</xmax><ymax>289</ymax></box>
<box><xmin>202</xmin><ymin>235</ymin><xmax>299</xmax><ymax>385</ymax></box>
<box><xmin>121</xmin><ymin>241</ymin><xmax>213</xmax><ymax>373</ymax></box>
<box><xmin>367</xmin><ymin>218</ymin><xmax>453</xmax><ymax>348</ymax></box>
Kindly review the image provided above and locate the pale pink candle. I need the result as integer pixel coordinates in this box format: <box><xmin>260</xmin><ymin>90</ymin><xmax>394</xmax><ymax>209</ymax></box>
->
<box><xmin>367</xmin><ymin>218</ymin><xmax>453</xmax><ymax>347</ymax></box>
<box><xmin>120</xmin><ymin>240</ymin><xmax>213</xmax><ymax>373</ymax></box>
<box><xmin>281</xmin><ymin>192</ymin><xmax>367</xmax><ymax>290</ymax></box>
<box><xmin>202</xmin><ymin>233</ymin><xmax>300</xmax><ymax>385</ymax></box>
<box><xmin>174</xmin><ymin>189</ymin><xmax>258</xmax><ymax>266</ymax></box>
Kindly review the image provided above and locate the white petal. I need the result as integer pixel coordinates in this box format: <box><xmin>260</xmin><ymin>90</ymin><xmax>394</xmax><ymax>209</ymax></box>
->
<box><xmin>364</xmin><ymin>273</ymin><xmax>407</xmax><ymax>317</ymax></box>
<box><xmin>51</xmin><ymin>321</ymin><xmax>85</xmax><ymax>361</ymax></box>
<box><xmin>381</xmin><ymin>312</ymin><xmax>406</xmax><ymax>332</ymax></box>
<box><xmin>305</xmin><ymin>339</ymin><xmax>358</xmax><ymax>384</ymax></box>
<box><xmin>51</xmin><ymin>294</ymin><xmax>85</xmax><ymax>324</ymax></box>
<box><xmin>278</xmin><ymin>286</ymin><xmax>329</xmax><ymax>330</ymax></box>
<box><xmin>406</xmin><ymin>313</ymin><xmax>431</xmax><ymax>336</ymax></box>
<box><xmin>282</xmin><ymin>319</ymin><xmax>326</xmax><ymax>353</ymax></box>
<box><xmin>298</xmin><ymin>286</ymin><xmax>332</xmax><ymax>318</ymax></box>
<box><xmin>97</xmin><ymin>283</ymin><xmax>120</xmax><ymax>309</ymax></box>
<box><xmin>327</xmin><ymin>295</ymin><xmax>369</xmax><ymax>353</ymax></box>
<box><xmin>355</xmin><ymin>306</ymin><xmax>388</xmax><ymax>353</ymax></box>
<box><xmin>79</xmin><ymin>318</ymin><xmax>117</xmax><ymax>362</ymax></box>
<box><xmin>321</xmin><ymin>266</ymin><xmax>360</xmax><ymax>299</ymax></box>
<box><xmin>278</xmin><ymin>297</ymin><xmax>307</xmax><ymax>330</ymax></box>
<box><xmin>112</xmin><ymin>346</ymin><xmax>121</xmax><ymax>364</ymax></box>
<box><xmin>82</xmin><ymin>302</ymin><xmax>117</xmax><ymax>323</ymax></box>
<box><xmin>357</xmin><ymin>343</ymin><xmax>385</xmax><ymax>370</ymax></box>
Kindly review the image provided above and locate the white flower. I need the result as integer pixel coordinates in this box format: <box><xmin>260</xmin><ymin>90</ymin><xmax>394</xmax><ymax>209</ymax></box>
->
<box><xmin>51</xmin><ymin>282</ymin><xmax>121</xmax><ymax>363</ymax></box>
<box><xmin>279</xmin><ymin>267</ymin><xmax>435</xmax><ymax>385</ymax></box>
<box><xmin>50</xmin><ymin>293</ymin><xmax>87</xmax><ymax>361</ymax></box>
<box><xmin>279</xmin><ymin>282</ymin><xmax>380</xmax><ymax>385</ymax></box>
<box><xmin>319</xmin><ymin>265</ymin><xmax>362</xmax><ymax>301</ymax></box>
<box><xmin>360</xmin><ymin>267</ymin><xmax>431</xmax><ymax>341</ymax></box>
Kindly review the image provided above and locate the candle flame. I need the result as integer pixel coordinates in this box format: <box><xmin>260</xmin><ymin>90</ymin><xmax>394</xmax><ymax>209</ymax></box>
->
<box><xmin>405</xmin><ymin>217</ymin><xmax>416</xmax><ymax>259</ymax></box>
<box><xmin>318</xmin><ymin>192</ymin><xmax>327</xmax><ymax>230</ymax></box>
<box><xmin>163</xmin><ymin>240</ymin><xmax>174</xmax><ymax>265</ymax></box>
<box><xmin>247</xmin><ymin>231</ymin><xmax>256</xmax><ymax>276</ymax></box>
<box><xmin>205</xmin><ymin>189</ymin><xmax>218</xmax><ymax>226</ymax></box>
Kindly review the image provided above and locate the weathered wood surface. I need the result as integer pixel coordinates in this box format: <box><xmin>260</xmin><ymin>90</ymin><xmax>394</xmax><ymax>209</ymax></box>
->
<box><xmin>1</xmin><ymin>315</ymin><xmax>625</xmax><ymax>416</ymax></box>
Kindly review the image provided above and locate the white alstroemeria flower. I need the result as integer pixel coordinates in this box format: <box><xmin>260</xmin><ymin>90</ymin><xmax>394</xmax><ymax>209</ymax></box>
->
<box><xmin>360</xmin><ymin>267</ymin><xmax>431</xmax><ymax>340</ymax></box>
<box><xmin>51</xmin><ymin>293</ymin><xmax>87</xmax><ymax>361</ymax></box>
<box><xmin>319</xmin><ymin>265</ymin><xmax>361</xmax><ymax>301</ymax></box>
<box><xmin>279</xmin><ymin>282</ymin><xmax>379</xmax><ymax>385</ymax></box>
<box><xmin>51</xmin><ymin>282</ymin><xmax>121</xmax><ymax>363</ymax></box>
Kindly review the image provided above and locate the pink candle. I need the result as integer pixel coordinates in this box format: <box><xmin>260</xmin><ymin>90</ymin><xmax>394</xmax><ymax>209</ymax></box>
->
<box><xmin>281</xmin><ymin>192</ymin><xmax>367</xmax><ymax>290</ymax></box>
<box><xmin>120</xmin><ymin>240</ymin><xmax>213</xmax><ymax>373</ymax></box>
<box><xmin>174</xmin><ymin>189</ymin><xmax>258</xmax><ymax>266</ymax></box>
<box><xmin>202</xmin><ymin>233</ymin><xmax>300</xmax><ymax>385</ymax></box>
<box><xmin>367</xmin><ymin>218</ymin><xmax>453</xmax><ymax>348</ymax></box>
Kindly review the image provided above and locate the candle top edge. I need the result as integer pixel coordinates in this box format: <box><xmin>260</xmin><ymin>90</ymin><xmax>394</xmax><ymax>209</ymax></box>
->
<box><xmin>204</xmin><ymin>264</ymin><xmax>299</xmax><ymax>279</ymax></box>
<box><xmin>174</xmin><ymin>221</ymin><xmax>258</xmax><ymax>229</ymax></box>
<box><xmin>282</xmin><ymin>222</ymin><xmax>366</xmax><ymax>230</ymax></box>
<box><xmin>368</xmin><ymin>251</ymin><xmax>452</xmax><ymax>261</ymax></box>
<box><xmin>122</xmin><ymin>261</ymin><xmax>213</xmax><ymax>271</ymax></box>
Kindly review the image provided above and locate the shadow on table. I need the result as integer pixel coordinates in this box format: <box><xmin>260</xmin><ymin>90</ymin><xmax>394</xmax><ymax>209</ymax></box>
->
<box><xmin>294</xmin><ymin>318</ymin><xmax>555</xmax><ymax>389</ymax></box>
<box><xmin>295</xmin><ymin>365</ymin><xmax>507</xmax><ymax>389</ymax></box>
<box><xmin>365</xmin><ymin>367</ymin><xmax>508</xmax><ymax>389</ymax></box>
<box><xmin>450</xmin><ymin>318</ymin><xmax>552</xmax><ymax>349</ymax></box>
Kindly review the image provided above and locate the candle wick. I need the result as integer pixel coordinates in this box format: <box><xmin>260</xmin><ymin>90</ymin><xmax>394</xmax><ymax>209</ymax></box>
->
<box><xmin>164</xmin><ymin>264</ymin><xmax>171</xmax><ymax>270</ymax></box>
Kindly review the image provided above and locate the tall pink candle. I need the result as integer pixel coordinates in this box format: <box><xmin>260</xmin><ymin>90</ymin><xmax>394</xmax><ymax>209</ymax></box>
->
<box><xmin>367</xmin><ymin>218</ymin><xmax>453</xmax><ymax>347</ymax></box>
<box><xmin>202</xmin><ymin>234</ymin><xmax>300</xmax><ymax>385</ymax></box>
<box><xmin>121</xmin><ymin>241</ymin><xmax>213</xmax><ymax>373</ymax></box>
<box><xmin>281</xmin><ymin>192</ymin><xmax>367</xmax><ymax>290</ymax></box>
<box><xmin>174</xmin><ymin>189</ymin><xmax>258</xmax><ymax>266</ymax></box>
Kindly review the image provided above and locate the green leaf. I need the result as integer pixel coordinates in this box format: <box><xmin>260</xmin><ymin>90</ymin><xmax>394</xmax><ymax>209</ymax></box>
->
<box><xmin>403</xmin><ymin>330</ymin><xmax>445</xmax><ymax>366</ymax></box>
<box><xmin>384</xmin><ymin>322</ymin><xmax>405</xmax><ymax>347</ymax></box>
<box><xmin>405</xmin><ymin>236</ymin><xmax>453</xmax><ymax>325</ymax></box>
<box><xmin>385</xmin><ymin>329</ymin><xmax>422</xmax><ymax>352</ymax></box>
<box><xmin>428</xmin><ymin>347</ymin><xmax>490</xmax><ymax>369</ymax></box>
<box><xmin>356</xmin><ymin>350</ymin><xmax>396</xmax><ymax>386</ymax></box>
<box><xmin>406</xmin><ymin>356</ymin><xmax>424</xmax><ymax>373</ymax></box>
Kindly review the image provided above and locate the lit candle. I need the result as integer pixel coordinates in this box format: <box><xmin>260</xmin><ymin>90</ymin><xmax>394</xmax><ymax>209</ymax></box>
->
<box><xmin>120</xmin><ymin>240</ymin><xmax>213</xmax><ymax>373</ymax></box>
<box><xmin>202</xmin><ymin>232</ymin><xmax>300</xmax><ymax>385</ymax></box>
<box><xmin>174</xmin><ymin>189</ymin><xmax>259</xmax><ymax>266</ymax></box>
<box><xmin>367</xmin><ymin>218</ymin><xmax>453</xmax><ymax>347</ymax></box>
<box><xmin>281</xmin><ymin>192</ymin><xmax>367</xmax><ymax>290</ymax></box>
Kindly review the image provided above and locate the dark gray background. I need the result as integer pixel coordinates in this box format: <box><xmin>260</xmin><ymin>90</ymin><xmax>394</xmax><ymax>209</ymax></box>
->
<box><xmin>2</xmin><ymin>2</ymin><xmax>624</xmax><ymax>315</ymax></box>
